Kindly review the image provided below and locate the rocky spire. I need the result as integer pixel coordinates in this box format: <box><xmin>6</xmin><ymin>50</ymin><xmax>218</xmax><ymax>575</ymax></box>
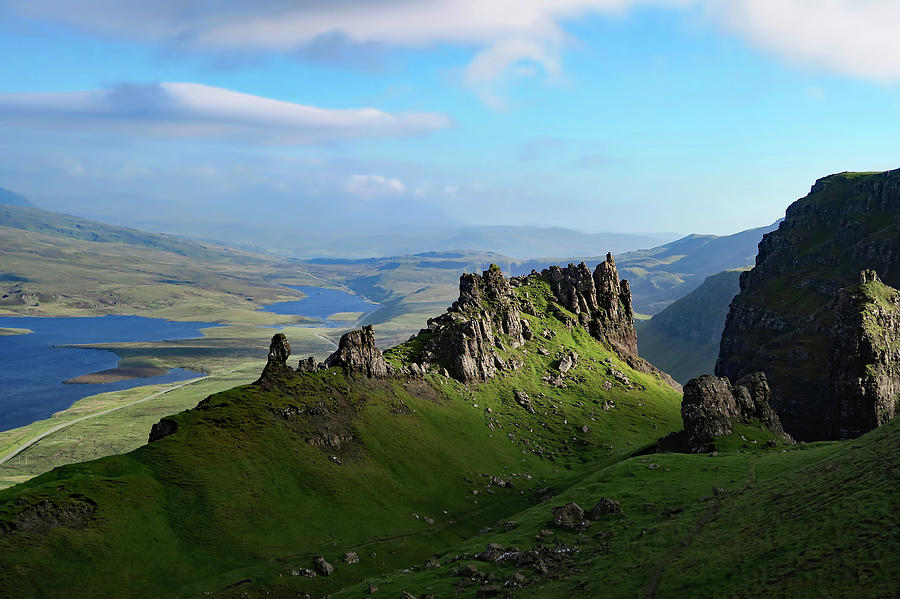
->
<box><xmin>324</xmin><ymin>325</ymin><xmax>390</xmax><ymax>378</ymax></box>
<box><xmin>255</xmin><ymin>333</ymin><xmax>295</xmax><ymax>388</ymax></box>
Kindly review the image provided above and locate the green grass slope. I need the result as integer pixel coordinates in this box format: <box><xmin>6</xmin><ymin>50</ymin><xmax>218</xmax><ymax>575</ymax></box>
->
<box><xmin>636</xmin><ymin>269</ymin><xmax>744</xmax><ymax>383</ymax></box>
<box><xmin>330</xmin><ymin>421</ymin><xmax>897</xmax><ymax>599</ymax></box>
<box><xmin>0</xmin><ymin>279</ymin><xmax>683</xmax><ymax>598</ymax></box>
<box><xmin>0</xmin><ymin>186</ymin><xmax>33</xmax><ymax>208</ymax></box>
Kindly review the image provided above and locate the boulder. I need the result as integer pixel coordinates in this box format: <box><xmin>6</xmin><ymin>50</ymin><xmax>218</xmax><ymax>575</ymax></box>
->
<box><xmin>552</xmin><ymin>502</ymin><xmax>586</xmax><ymax>530</ymax></box>
<box><xmin>313</xmin><ymin>555</ymin><xmax>334</xmax><ymax>576</ymax></box>
<box><xmin>589</xmin><ymin>497</ymin><xmax>622</xmax><ymax>517</ymax></box>
<box><xmin>296</xmin><ymin>356</ymin><xmax>321</xmax><ymax>373</ymax></box>
<box><xmin>147</xmin><ymin>418</ymin><xmax>178</xmax><ymax>443</ymax></box>
<box><xmin>681</xmin><ymin>373</ymin><xmax>791</xmax><ymax>452</ymax></box>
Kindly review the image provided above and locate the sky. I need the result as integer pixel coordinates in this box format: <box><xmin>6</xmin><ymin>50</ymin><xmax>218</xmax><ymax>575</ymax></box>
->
<box><xmin>1</xmin><ymin>0</ymin><xmax>900</xmax><ymax>252</ymax></box>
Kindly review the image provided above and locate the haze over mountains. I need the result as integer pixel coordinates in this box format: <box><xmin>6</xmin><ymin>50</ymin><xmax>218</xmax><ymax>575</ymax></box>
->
<box><xmin>6</xmin><ymin>187</ymin><xmax>681</xmax><ymax>259</ymax></box>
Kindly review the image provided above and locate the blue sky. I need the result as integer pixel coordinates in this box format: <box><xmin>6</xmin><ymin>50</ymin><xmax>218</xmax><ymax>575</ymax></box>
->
<box><xmin>1</xmin><ymin>0</ymin><xmax>899</xmax><ymax>250</ymax></box>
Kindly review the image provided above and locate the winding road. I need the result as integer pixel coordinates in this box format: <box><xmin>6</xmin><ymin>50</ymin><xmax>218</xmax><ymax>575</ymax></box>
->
<box><xmin>0</xmin><ymin>375</ymin><xmax>210</xmax><ymax>466</ymax></box>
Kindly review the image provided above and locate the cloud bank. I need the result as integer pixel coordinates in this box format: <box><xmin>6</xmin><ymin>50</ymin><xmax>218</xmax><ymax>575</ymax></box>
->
<box><xmin>8</xmin><ymin>0</ymin><xmax>900</xmax><ymax>88</ymax></box>
<box><xmin>0</xmin><ymin>82</ymin><xmax>451</xmax><ymax>144</ymax></box>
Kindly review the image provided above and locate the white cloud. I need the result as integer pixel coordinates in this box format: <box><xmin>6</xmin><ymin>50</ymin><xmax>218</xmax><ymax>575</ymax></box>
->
<box><xmin>7</xmin><ymin>0</ymin><xmax>900</xmax><ymax>103</ymax></box>
<box><xmin>6</xmin><ymin>1</ymin><xmax>684</xmax><ymax>106</ymax></box>
<box><xmin>0</xmin><ymin>82</ymin><xmax>450</xmax><ymax>144</ymax></box>
<box><xmin>344</xmin><ymin>174</ymin><xmax>406</xmax><ymax>199</ymax></box>
<box><xmin>705</xmin><ymin>0</ymin><xmax>900</xmax><ymax>82</ymax></box>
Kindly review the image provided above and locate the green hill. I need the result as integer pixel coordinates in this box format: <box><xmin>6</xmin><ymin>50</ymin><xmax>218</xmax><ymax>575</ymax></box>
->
<box><xmin>0</xmin><ymin>186</ymin><xmax>33</xmax><ymax>208</ymax></box>
<box><xmin>1</xmin><ymin>260</ymin><xmax>897</xmax><ymax>598</ymax></box>
<box><xmin>636</xmin><ymin>269</ymin><xmax>744</xmax><ymax>383</ymax></box>
<box><xmin>0</xmin><ymin>264</ymin><xmax>684</xmax><ymax>598</ymax></box>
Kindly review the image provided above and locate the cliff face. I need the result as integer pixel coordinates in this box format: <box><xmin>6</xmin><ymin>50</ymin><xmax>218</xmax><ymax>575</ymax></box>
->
<box><xmin>406</xmin><ymin>264</ymin><xmax>530</xmax><ymax>382</ymax></box>
<box><xmin>717</xmin><ymin>169</ymin><xmax>900</xmax><ymax>440</ymax></box>
<box><xmin>829</xmin><ymin>276</ymin><xmax>900</xmax><ymax>438</ymax></box>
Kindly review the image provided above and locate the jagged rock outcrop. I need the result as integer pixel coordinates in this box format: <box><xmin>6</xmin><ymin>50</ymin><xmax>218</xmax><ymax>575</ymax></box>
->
<box><xmin>409</xmin><ymin>264</ymin><xmax>528</xmax><ymax>382</ymax></box>
<box><xmin>536</xmin><ymin>256</ymin><xmax>679</xmax><ymax>390</ymax></box>
<box><xmin>148</xmin><ymin>418</ymin><xmax>178</xmax><ymax>443</ymax></box>
<box><xmin>542</xmin><ymin>255</ymin><xmax>637</xmax><ymax>357</ymax></box>
<box><xmin>296</xmin><ymin>356</ymin><xmax>321</xmax><ymax>373</ymax></box>
<box><xmin>717</xmin><ymin>168</ymin><xmax>900</xmax><ymax>440</ymax></box>
<box><xmin>399</xmin><ymin>261</ymin><xmax>679</xmax><ymax>390</ymax></box>
<box><xmin>255</xmin><ymin>333</ymin><xmax>295</xmax><ymax>388</ymax></box>
<box><xmin>681</xmin><ymin>372</ymin><xmax>790</xmax><ymax>453</ymax></box>
<box><xmin>828</xmin><ymin>277</ymin><xmax>900</xmax><ymax>438</ymax></box>
<box><xmin>323</xmin><ymin>325</ymin><xmax>390</xmax><ymax>378</ymax></box>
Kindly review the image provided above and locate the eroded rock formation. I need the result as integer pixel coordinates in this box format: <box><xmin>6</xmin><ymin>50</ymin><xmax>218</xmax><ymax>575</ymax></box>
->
<box><xmin>541</xmin><ymin>254</ymin><xmax>637</xmax><ymax>357</ymax></box>
<box><xmin>407</xmin><ymin>264</ymin><xmax>529</xmax><ymax>382</ymax></box>
<box><xmin>323</xmin><ymin>325</ymin><xmax>390</xmax><ymax>378</ymax></box>
<box><xmin>681</xmin><ymin>372</ymin><xmax>790</xmax><ymax>453</ymax></box>
<box><xmin>397</xmin><ymin>260</ymin><xmax>679</xmax><ymax>389</ymax></box>
<box><xmin>828</xmin><ymin>277</ymin><xmax>900</xmax><ymax>438</ymax></box>
<box><xmin>255</xmin><ymin>333</ymin><xmax>296</xmax><ymax>388</ymax></box>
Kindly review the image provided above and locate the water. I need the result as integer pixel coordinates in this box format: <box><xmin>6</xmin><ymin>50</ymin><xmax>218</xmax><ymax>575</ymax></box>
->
<box><xmin>261</xmin><ymin>285</ymin><xmax>378</xmax><ymax>326</ymax></box>
<box><xmin>0</xmin><ymin>315</ymin><xmax>216</xmax><ymax>431</ymax></box>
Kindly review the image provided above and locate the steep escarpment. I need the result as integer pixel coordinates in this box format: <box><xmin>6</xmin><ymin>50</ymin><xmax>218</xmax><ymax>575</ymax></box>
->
<box><xmin>717</xmin><ymin>168</ymin><xmax>900</xmax><ymax>440</ymax></box>
<box><xmin>829</xmin><ymin>274</ymin><xmax>900</xmax><ymax>438</ymax></box>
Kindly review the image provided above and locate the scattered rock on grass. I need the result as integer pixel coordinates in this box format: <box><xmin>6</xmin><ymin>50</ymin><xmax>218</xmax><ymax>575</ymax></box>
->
<box><xmin>589</xmin><ymin>497</ymin><xmax>622</xmax><ymax>517</ymax></box>
<box><xmin>552</xmin><ymin>502</ymin><xmax>587</xmax><ymax>530</ymax></box>
<box><xmin>313</xmin><ymin>555</ymin><xmax>334</xmax><ymax>576</ymax></box>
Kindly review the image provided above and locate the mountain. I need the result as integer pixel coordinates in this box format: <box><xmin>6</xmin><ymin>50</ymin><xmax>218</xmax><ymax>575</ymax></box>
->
<box><xmin>616</xmin><ymin>222</ymin><xmax>780</xmax><ymax>314</ymax></box>
<box><xmin>432</xmin><ymin>226</ymin><xmax>675</xmax><ymax>260</ymax></box>
<box><xmin>635</xmin><ymin>269</ymin><xmax>744</xmax><ymax>384</ymax></box>
<box><xmin>2</xmin><ymin>259</ymin><xmax>896</xmax><ymax>597</ymax></box>
<box><xmin>0</xmin><ymin>186</ymin><xmax>33</xmax><ymax>208</ymax></box>
<box><xmin>717</xmin><ymin>169</ymin><xmax>900</xmax><ymax>441</ymax></box>
<box><xmin>0</xmin><ymin>261</ymin><xmax>685</xmax><ymax>597</ymax></box>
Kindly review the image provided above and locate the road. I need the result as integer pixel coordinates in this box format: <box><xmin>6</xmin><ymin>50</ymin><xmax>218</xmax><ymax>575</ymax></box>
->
<box><xmin>0</xmin><ymin>375</ymin><xmax>210</xmax><ymax>466</ymax></box>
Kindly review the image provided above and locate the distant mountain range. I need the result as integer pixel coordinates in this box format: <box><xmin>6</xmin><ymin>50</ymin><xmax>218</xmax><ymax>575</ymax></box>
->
<box><xmin>635</xmin><ymin>269</ymin><xmax>744</xmax><ymax>383</ymax></box>
<box><xmin>0</xmin><ymin>186</ymin><xmax>33</xmax><ymax>208</ymax></box>
<box><xmin>509</xmin><ymin>220</ymin><xmax>780</xmax><ymax>315</ymax></box>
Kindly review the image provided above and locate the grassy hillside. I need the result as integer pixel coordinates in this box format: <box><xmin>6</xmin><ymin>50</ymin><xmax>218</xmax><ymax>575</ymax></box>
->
<box><xmin>636</xmin><ymin>269</ymin><xmax>744</xmax><ymax>383</ymax></box>
<box><xmin>0</xmin><ymin>187</ymin><xmax>33</xmax><ymax>208</ymax></box>
<box><xmin>1</xmin><ymin>261</ymin><xmax>896</xmax><ymax>598</ymax></box>
<box><xmin>0</xmin><ymin>278</ymin><xmax>684</xmax><ymax>598</ymax></box>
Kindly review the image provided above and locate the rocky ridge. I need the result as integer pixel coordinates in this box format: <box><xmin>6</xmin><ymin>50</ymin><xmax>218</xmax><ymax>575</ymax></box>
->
<box><xmin>389</xmin><ymin>258</ymin><xmax>679</xmax><ymax>390</ymax></box>
<box><xmin>717</xmin><ymin>169</ymin><xmax>900</xmax><ymax>440</ymax></box>
<box><xmin>255</xmin><ymin>325</ymin><xmax>391</xmax><ymax>388</ymax></box>
<box><xmin>253</xmin><ymin>257</ymin><xmax>680</xmax><ymax>393</ymax></box>
<box><xmin>681</xmin><ymin>372</ymin><xmax>790</xmax><ymax>453</ymax></box>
